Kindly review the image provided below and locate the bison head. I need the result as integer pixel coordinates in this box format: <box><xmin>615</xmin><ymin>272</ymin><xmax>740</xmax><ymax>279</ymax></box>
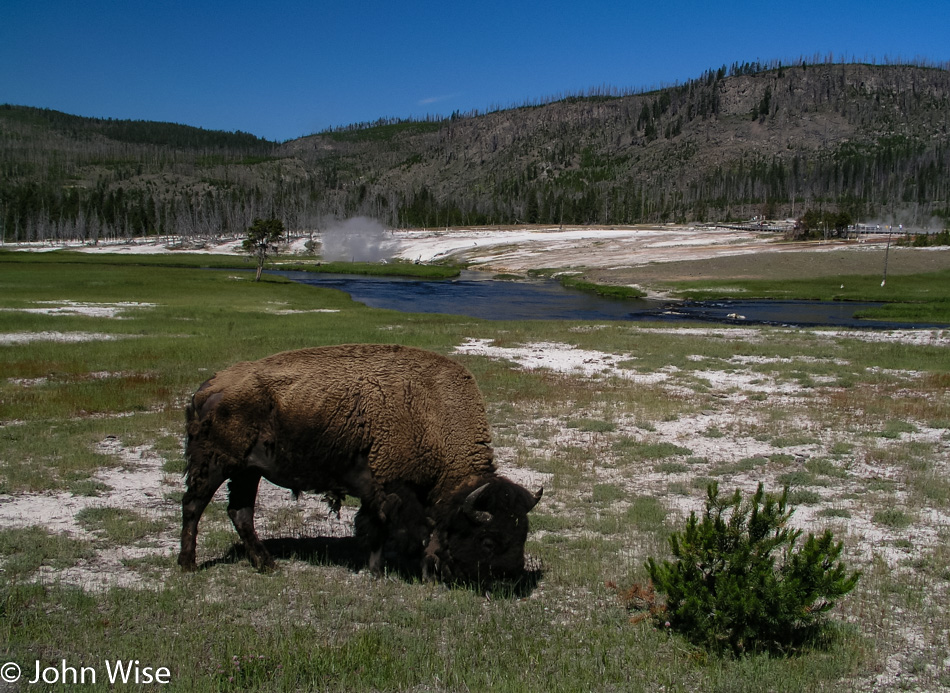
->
<box><xmin>424</xmin><ymin>477</ymin><xmax>542</xmax><ymax>584</ymax></box>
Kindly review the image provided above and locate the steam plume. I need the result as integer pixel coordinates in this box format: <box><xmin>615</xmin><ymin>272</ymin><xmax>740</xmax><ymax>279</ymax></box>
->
<box><xmin>320</xmin><ymin>217</ymin><xmax>397</xmax><ymax>262</ymax></box>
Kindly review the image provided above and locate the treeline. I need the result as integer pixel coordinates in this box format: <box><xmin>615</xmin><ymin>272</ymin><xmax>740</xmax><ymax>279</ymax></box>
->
<box><xmin>0</xmin><ymin>170</ymin><xmax>342</xmax><ymax>243</ymax></box>
<box><xmin>2</xmin><ymin>181</ymin><xmax>282</xmax><ymax>243</ymax></box>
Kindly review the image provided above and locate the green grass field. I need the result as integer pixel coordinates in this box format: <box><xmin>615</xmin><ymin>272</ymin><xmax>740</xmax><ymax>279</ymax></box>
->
<box><xmin>0</xmin><ymin>248</ymin><xmax>461</xmax><ymax>279</ymax></box>
<box><xmin>1</xmin><ymin>254</ymin><xmax>948</xmax><ymax>691</ymax></box>
<box><xmin>587</xmin><ymin>245</ymin><xmax>950</xmax><ymax>323</ymax></box>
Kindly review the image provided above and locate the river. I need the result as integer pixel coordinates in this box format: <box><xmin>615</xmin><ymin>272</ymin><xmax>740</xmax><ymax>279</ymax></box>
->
<box><xmin>272</xmin><ymin>270</ymin><xmax>945</xmax><ymax>329</ymax></box>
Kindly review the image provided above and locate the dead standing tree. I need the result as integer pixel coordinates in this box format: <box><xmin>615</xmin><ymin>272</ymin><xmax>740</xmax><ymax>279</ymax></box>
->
<box><xmin>242</xmin><ymin>218</ymin><xmax>285</xmax><ymax>281</ymax></box>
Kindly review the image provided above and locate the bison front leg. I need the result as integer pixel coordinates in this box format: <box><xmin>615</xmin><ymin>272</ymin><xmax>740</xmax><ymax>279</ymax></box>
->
<box><xmin>227</xmin><ymin>471</ymin><xmax>274</xmax><ymax>571</ymax></box>
<box><xmin>354</xmin><ymin>495</ymin><xmax>387</xmax><ymax>576</ymax></box>
<box><xmin>356</xmin><ymin>483</ymin><xmax>430</xmax><ymax>577</ymax></box>
<box><xmin>342</xmin><ymin>457</ymin><xmax>390</xmax><ymax>576</ymax></box>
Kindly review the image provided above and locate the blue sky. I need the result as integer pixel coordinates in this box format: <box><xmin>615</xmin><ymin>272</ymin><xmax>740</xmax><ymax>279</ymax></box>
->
<box><xmin>2</xmin><ymin>0</ymin><xmax>947</xmax><ymax>142</ymax></box>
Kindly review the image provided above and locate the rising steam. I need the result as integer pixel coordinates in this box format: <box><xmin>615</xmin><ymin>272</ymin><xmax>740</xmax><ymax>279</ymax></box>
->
<box><xmin>320</xmin><ymin>217</ymin><xmax>397</xmax><ymax>262</ymax></box>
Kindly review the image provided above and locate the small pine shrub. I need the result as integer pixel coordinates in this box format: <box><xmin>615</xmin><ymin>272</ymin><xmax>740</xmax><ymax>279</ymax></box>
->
<box><xmin>644</xmin><ymin>482</ymin><xmax>860</xmax><ymax>656</ymax></box>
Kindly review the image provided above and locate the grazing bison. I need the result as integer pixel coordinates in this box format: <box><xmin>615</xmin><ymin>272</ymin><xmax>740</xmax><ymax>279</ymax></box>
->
<box><xmin>178</xmin><ymin>344</ymin><xmax>542</xmax><ymax>582</ymax></box>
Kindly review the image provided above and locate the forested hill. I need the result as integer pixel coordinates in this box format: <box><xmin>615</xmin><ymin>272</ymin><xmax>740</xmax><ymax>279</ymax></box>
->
<box><xmin>0</xmin><ymin>104</ymin><xmax>272</xmax><ymax>150</ymax></box>
<box><xmin>2</xmin><ymin>61</ymin><xmax>949</xmax><ymax>242</ymax></box>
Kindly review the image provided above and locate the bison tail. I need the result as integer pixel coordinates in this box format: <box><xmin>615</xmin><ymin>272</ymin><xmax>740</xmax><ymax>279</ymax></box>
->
<box><xmin>182</xmin><ymin>389</ymin><xmax>206</xmax><ymax>482</ymax></box>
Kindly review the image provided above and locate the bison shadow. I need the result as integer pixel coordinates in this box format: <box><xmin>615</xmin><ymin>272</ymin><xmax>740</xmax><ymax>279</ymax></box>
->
<box><xmin>200</xmin><ymin>537</ymin><xmax>543</xmax><ymax>596</ymax></box>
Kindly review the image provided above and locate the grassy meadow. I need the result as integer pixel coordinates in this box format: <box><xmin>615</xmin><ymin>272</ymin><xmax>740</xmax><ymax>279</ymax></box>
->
<box><xmin>587</xmin><ymin>244</ymin><xmax>950</xmax><ymax>324</ymax></box>
<box><xmin>1</xmin><ymin>253</ymin><xmax>949</xmax><ymax>691</ymax></box>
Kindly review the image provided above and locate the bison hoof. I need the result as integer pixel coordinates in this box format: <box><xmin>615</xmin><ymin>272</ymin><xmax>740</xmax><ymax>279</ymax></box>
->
<box><xmin>421</xmin><ymin>555</ymin><xmax>441</xmax><ymax>583</ymax></box>
<box><xmin>177</xmin><ymin>557</ymin><xmax>198</xmax><ymax>572</ymax></box>
<box><xmin>251</xmin><ymin>557</ymin><xmax>277</xmax><ymax>573</ymax></box>
<box><xmin>368</xmin><ymin>549</ymin><xmax>384</xmax><ymax>577</ymax></box>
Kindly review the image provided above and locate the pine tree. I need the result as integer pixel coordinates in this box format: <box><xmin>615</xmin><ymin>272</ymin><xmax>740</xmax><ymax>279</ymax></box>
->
<box><xmin>242</xmin><ymin>218</ymin><xmax>285</xmax><ymax>281</ymax></box>
<box><xmin>646</xmin><ymin>483</ymin><xmax>860</xmax><ymax>656</ymax></box>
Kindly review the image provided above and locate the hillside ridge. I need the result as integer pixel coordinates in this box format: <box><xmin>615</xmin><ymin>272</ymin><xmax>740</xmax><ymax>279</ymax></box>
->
<box><xmin>2</xmin><ymin>62</ymin><xmax>948</xmax><ymax>241</ymax></box>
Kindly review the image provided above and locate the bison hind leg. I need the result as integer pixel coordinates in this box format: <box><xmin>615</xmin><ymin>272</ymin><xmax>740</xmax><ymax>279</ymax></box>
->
<box><xmin>178</xmin><ymin>464</ymin><xmax>226</xmax><ymax>572</ymax></box>
<box><xmin>227</xmin><ymin>471</ymin><xmax>274</xmax><ymax>572</ymax></box>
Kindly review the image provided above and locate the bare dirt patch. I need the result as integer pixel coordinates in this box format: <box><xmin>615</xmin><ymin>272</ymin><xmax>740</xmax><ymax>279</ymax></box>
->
<box><xmin>0</xmin><ymin>300</ymin><xmax>158</xmax><ymax>319</ymax></box>
<box><xmin>0</xmin><ymin>436</ymin><xmax>177</xmax><ymax>590</ymax></box>
<box><xmin>392</xmin><ymin>225</ymin><xmax>773</xmax><ymax>271</ymax></box>
<box><xmin>0</xmin><ymin>301</ymin><xmax>156</xmax><ymax>345</ymax></box>
<box><xmin>0</xmin><ymin>331</ymin><xmax>139</xmax><ymax>345</ymax></box>
<box><xmin>454</xmin><ymin>338</ymin><xmax>668</xmax><ymax>385</ymax></box>
<box><xmin>639</xmin><ymin>325</ymin><xmax>950</xmax><ymax>347</ymax></box>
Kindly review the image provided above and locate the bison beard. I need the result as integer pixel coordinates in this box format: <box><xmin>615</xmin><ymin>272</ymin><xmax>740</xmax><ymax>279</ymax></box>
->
<box><xmin>177</xmin><ymin>344</ymin><xmax>541</xmax><ymax>583</ymax></box>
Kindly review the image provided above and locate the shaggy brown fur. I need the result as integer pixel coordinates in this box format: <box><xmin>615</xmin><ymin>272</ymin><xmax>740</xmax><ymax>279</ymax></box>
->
<box><xmin>178</xmin><ymin>344</ymin><xmax>540</xmax><ymax>581</ymax></box>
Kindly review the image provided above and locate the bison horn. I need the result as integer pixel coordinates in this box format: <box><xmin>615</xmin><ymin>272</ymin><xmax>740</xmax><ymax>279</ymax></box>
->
<box><xmin>463</xmin><ymin>483</ymin><xmax>493</xmax><ymax>523</ymax></box>
<box><xmin>529</xmin><ymin>487</ymin><xmax>543</xmax><ymax>510</ymax></box>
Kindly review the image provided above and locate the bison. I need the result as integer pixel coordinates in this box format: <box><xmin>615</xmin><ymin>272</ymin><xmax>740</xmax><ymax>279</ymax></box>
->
<box><xmin>178</xmin><ymin>344</ymin><xmax>542</xmax><ymax>582</ymax></box>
